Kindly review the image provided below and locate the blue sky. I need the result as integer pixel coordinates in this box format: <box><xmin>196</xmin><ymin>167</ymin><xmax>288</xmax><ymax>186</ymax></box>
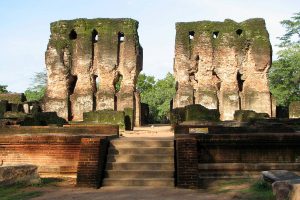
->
<box><xmin>0</xmin><ymin>0</ymin><xmax>299</xmax><ymax>92</ymax></box>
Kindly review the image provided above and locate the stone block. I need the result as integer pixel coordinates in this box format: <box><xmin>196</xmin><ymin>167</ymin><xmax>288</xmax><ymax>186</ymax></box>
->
<box><xmin>272</xmin><ymin>180</ymin><xmax>300</xmax><ymax>200</ymax></box>
<box><xmin>0</xmin><ymin>164</ymin><xmax>40</xmax><ymax>186</ymax></box>
<box><xmin>185</xmin><ymin>104</ymin><xmax>220</xmax><ymax>122</ymax></box>
<box><xmin>234</xmin><ymin>110</ymin><xmax>269</xmax><ymax>122</ymax></box>
<box><xmin>290</xmin><ymin>101</ymin><xmax>300</xmax><ymax>119</ymax></box>
<box><xmin>262</xmin><ymin>170</ymin><xmax>300</xmax><ymax>183</ymax></box>
<box><xmin>3</xmin><ymin>111</ymin><xmax>27</xmax><ymax>119</ymax></box>
<box><xmin>83</xmin><ymin>110</ymin><xmax>125</xmax><ymax>130</ymax></box>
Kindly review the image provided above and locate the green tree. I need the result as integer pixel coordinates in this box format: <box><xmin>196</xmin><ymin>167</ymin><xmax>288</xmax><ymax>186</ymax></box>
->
<box><xmin>0</xmin><ymin>85</ymin><xmax>8</xmax><ymax>94</ymax></box>
<box><xmin>269</xmin><ymin>12</ymin><xmax>300</xmax><ymax>106</ymax></box>
<box><xmin>138</xmin><ymin>72</ymin><xmax>176</xmax><ymax>123</ymax></box>
<box><xmin>25</xmin><ymin>71</ymin><xmax>47</xmax><ymax>101</ymax></box>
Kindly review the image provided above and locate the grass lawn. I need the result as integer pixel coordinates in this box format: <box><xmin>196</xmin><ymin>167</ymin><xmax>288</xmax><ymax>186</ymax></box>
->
<box><xmin>0</xmin><ymin>178</ymin><xmax>63</xmax><ymax>200</ymax></box>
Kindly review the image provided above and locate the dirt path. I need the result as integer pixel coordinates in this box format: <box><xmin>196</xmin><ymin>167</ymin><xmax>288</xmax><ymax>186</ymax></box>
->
<box><xmin>32</xmin><ymin>187</ymin><xmax>235</xmax><ymax>200</ymax></box>
<box><xmin>121</xmin><ymin>124</ymin><xmax>174</xmax><ymax>138</ymax></box>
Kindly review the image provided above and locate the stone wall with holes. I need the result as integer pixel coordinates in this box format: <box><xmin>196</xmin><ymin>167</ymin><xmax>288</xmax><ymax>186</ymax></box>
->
<box><xmin>173</xmin><ymin>18</ymin><xmax>275</xmax><ymax>120</ymax></box>
<box><xmin>44</xmin><ymin>18</ymin><xmax>143</xmax><ymax>122</ymax></box>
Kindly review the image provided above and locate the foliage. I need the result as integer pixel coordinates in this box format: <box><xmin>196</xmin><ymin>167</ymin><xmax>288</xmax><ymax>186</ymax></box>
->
<box><xmin>269</xmin><ymin>12</ymin><xmax>300</xmax><ymax>106</ymax></box>
<box><xmin>269</xmin><ymin>45</ymin><xmax>300</xmax><ymax>105</ymax></box>
<box><xmin>24</xmin><ymin>71</ymin><xmax>47</xmax><ymax>101</ymax></box>
<box><xmin>278</xmin><ymin>12</ymin><xmax>300</xmax><ymax>47</ymax></box>
<box><xmin>137</xmin><ymin>72</ymin><xmax>175</xmax><ymax>123</ymax></box>
<box><xmin>0</xmin><ymin>85</ymin><xmax>8</xmax><ymax>94</ymax></box>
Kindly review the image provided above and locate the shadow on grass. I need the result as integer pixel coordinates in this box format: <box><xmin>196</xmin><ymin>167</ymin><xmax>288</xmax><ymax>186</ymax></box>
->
<box><xmin>0</xmin><ymin>178</ymin><xmax>64</xmax><ymax>200</ymax></box>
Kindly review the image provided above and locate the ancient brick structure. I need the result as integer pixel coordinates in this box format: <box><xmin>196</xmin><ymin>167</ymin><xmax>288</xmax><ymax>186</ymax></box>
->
<box><xmin>44</xmin><ymin>18</ymin><xmax>143</xmax><ymax>121</ymax></box>
<box><xmin>173</xmin><ymin>18</ymin><xmax>274</xmax><ymax>120</ymax></box>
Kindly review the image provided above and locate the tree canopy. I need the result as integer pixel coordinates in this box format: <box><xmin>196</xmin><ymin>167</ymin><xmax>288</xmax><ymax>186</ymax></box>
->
<box><xmin>137</xmin><ymin>72</ymin><xmax>176</xmax><ymax>123</ymax></box>
<box><xmin>24</xmin><ymin>71</ymin><xmax>47</xmax><ymax>101</ymax></box>
<box><xmin>269</xmin><ymin>12</ymin><xmax>300</xmax><ymax>106</ymax></box>
<box><xmin>0</xmin><ymin>85</ymin><xmax>8</xmax><ymax>94</ymax></box>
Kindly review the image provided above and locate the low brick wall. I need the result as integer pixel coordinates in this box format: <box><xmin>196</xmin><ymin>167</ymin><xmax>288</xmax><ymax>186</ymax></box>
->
<box><xmin>0</xmin><ymin>125</ymin><xmax>117</xmax><ymax>187</ymax></box>
<box><xmin>0</xmin><ymin>125</ymin><xmax>119</xmax><ymax>136</ymax></box>
<box><xmin>175</xmin><ymin>133</ymin><xmax>300</xmax><ymax>188</ymax></box>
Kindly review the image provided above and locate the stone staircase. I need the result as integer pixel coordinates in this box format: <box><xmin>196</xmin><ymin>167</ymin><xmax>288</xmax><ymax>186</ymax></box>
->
<box><xmin>102</xmin><ymin>138</ymin><xmax>174</xmax><ymax>187</ymax></box>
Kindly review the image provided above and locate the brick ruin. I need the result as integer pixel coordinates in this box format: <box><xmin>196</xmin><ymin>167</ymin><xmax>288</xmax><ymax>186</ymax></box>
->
<box><xmin>173</xmin><ymin>18</ymin><xmax>275</xmax><ymax>120</ymax></box>
<box><xmin>44</xmin><ymin>18</ymin><xmax>143</xmax><ymax>122</ymax></box>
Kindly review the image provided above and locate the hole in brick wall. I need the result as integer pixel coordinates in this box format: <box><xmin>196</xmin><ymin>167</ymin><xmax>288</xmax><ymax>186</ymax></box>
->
<box><xmin>237</xmin><ymin>71</ymin><xmax>244</xmax><ymax>92</ymax></box>
<box><xmin>68</xmin><ymin>75</ymin><xmax>78</xmax><ymax>95</ymax></box>
<box><xmin>118</xmin><ymin>32</ymin><xmax>125</xmax><ymax>42</ymax></box>
<box><xmin>212</xmin><ymin>69</ymin><xmax>221</xmax><ymax>91</ymax></box>
<box><xmin>68</xmin><ymin>75</ymin><xmax>78</xmax><ymax>121</ymax></box>
<box><xmin>236</xmin><ymin>29</ymin><xmax>243</xmax><ymax>36</ymax></box>
<box><xmin>189</xmin><ymin>31</ymin><xmax>195</xmax><ymax>40</ymax></box>
<box><xmin>69</xmin><ymin>29</ymin><xmax>77</xmax><ymax>40</ymax></box>
<box><xmin>213</xmin><ymin>31</ymin><xmax>219</xmax><ymax>39</ymax></box>
<box><xmin>93</xmin><ymin>75</ymin><xmax>99</xmax><ymax>92</ymax></box>
<box><xmin>195</xmin><ymin>55</ymin><xmax>200</xmax><ymax>61</ymax></box>
<box><xmin>92</xmin><ymin>29</ymin><xmax>98</xmax><ymax>43</ymax></box>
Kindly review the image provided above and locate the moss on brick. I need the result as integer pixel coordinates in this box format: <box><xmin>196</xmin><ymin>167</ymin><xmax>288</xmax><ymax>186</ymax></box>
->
<box><xmin>185</xmin><ymin>104</ymin><xmax>220</xmax><ymax>122</ymax></box>
<box><xmin>0</xmin><ymin>93</ymin><xmax>26</xmax><ymax>104</ymax></box>
<box><xmin>3</xmin><ymin>112</ymin><xmax>28</xmax><ymax>119</ymax></box>
<box><xmin>83</xmin><ymin>110</ymin><xmax>125</xmax><ymax>130</ymax></box>
<box><xmin>49</xmin><ymin>18</ymin><xmax>141</xmax><ymax>55</ymax></box>
<box><xmin>234</xmin><ymin>110</ymin><xmax>269</xmax><ymax>122</ymax></box>
<box><xmin>175</xmin><ymin>18</ymin><xmax>270</xmax><ymax>55</ymax></box>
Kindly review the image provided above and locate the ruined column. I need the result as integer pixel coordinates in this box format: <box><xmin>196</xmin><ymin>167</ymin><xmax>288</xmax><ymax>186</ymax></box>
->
<box><xmin>44</xmin><ymin>18</ymin><xmax>143</xmax><ymax>122</ymax></box>
<box><xmin>173</xmin><ymin>19</ymin><xmax>273</xmax><ymax>120</ymax></box>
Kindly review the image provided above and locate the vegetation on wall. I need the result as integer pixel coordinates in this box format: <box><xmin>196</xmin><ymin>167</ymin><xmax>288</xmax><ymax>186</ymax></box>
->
<box><xmin>269</xmin><ymin>12</ymin><xmax>300</xmax><ymax>106</ymax></box>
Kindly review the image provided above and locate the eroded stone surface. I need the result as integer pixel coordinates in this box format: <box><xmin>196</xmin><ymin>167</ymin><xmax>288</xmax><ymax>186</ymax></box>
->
<box><xmin>44</xmin><ymin>18</ymin><xmax>143</xmax><ymax>122</ymax></box>
<box><xmin>0</xmin><ymin>164</ymin><xmax>40</xmax><ymax>186</ymax></box>
<box><xmin>173</xmin><ymin>18</ymin><xmax>274</xmax><ymax>120</ymax></box>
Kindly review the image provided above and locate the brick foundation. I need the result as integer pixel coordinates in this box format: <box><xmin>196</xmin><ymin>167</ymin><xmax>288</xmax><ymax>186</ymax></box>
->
<box><xmin>76</xmin><ymin>137</ymin><xmax>108</xmax><ymax>188</ymax></box>
<box><xmin>176</xmin><ymin>135</ymin><xmax>198</xmax><ymax>188</ymax></box>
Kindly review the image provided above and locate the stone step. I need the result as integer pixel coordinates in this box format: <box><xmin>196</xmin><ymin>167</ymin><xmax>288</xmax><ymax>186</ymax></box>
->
<box><xmin>106</xmin><ymin>162</ymin><xmax>174</xmax><ymax>171</ymax></box>
<box><xmin>105</xmin><ymin>170</ymin><xmax>174</xmax><ymax>179</ymax></box>
<box><xmin>102</xmin><ymin>178</ymin><xmax>174</xmax><ymax>187</ymax></box>
<box><xmin>110</xmin><ymin>140</ymin><xmax>174</xmax><ymax>148</ymax></box>
<box><xmin>107</xmin><ymin>154</ymin><xmax>174</xmax><ymax>163</ymax></box>
<box><xmin>108</xmin><ymin>147</ymin><xmax>174</xmax><ymax>155</ymax></box>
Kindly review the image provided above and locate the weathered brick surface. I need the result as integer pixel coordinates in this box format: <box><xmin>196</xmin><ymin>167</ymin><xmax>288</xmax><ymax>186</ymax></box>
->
<box><xmin>176</xmin><ymin>135</ymin><xmax>198</xmax><ymax>188</ymax></box>
<box><xmin>0</xmin><ymin>135</ymin><xmax>83</xmax><ymax>177</ymax></box>
<box><xmin>76</xmin><ymin>137</ymin><xmax>108</xmax><ymax>188</ymax></box>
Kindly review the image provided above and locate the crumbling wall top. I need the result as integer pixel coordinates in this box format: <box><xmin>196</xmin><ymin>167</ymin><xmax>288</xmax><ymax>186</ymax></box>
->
<box><xmin>175</xmin><ymin>18</ymin><xmax>270</xmax><ymax>55</ymax></box>
<box><xmin>48</xmin><ymin>18</ymin><xmax>141</xmax><ymax>53</ymax></box>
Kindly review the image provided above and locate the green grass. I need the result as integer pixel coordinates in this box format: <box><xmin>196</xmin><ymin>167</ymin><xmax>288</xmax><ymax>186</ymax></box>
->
<box><xmin>240</xmin><ymin>180</ymin><xmax>275</xmax><ymax>200</ymax></box>
<box><xmin>0</xmin><ymin>178</ymin><xmax>63</xmax><ymax>200</ymax></box>
<box><xmin>207</xmin><ymin>179</ymin><xmax>275</xmax><ymax>200</ymax></box>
